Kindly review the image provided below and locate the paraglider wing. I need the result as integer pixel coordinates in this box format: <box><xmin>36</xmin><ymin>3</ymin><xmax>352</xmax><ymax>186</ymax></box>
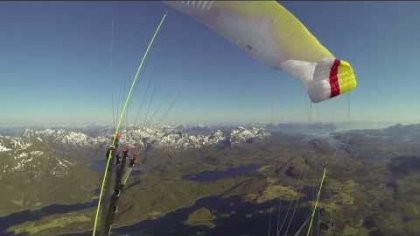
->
<box><xmin>164</xmin><ymin>1</ymin><xmax>357</xmax><ymax>103</ymax></box>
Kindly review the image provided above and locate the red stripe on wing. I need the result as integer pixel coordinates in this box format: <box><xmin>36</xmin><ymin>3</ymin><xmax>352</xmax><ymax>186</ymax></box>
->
<box><xmin>329</xmin><ymin>59</ymin><xmax>341</xmax><ymax>98</ymax></box>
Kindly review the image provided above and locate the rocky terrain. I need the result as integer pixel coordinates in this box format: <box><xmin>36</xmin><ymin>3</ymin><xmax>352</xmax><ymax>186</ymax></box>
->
<box><xmin>0</xmin><ymin>123</ymin><xmax>419</xmax><ymax>236</ymax></box>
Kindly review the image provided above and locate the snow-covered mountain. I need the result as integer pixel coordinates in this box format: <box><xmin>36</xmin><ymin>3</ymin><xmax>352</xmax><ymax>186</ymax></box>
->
<box><xmin>0</xmin><ymin>126</ymin><xmax>269</xmax><ymax>174</ymax></box>
<box><xmin>19</xmin><ymin>125</ymin><xmax>270</xmax><ymax>149</ymax></box>
<box><xmin>0</xmin><ymin>134</ymin><xmax>73</xmax><ymax>178</ymax></box>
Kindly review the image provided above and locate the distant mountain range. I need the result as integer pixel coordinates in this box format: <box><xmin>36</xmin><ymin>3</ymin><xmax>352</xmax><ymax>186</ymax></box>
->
<box><xmin>17</xmin><ymin>126</ymin><xmax>270</xmax><ymax>148</ymax></box>
<box><xmin>0</xmin><ymin>122</ymin><xmax>419</xmax><ymax>228</ymax></box>
<box><xmin>0</xmin><ymin>126</ymin><xmax>270</xmax><ymax>176</ymax></box>
<box><xmin>1</xmin><ymin>122</ymin><xmax>419</xmax><ymax>179</ymax></box>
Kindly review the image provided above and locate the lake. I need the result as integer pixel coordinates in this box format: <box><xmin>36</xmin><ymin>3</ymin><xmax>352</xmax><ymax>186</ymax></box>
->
<box><xmin>0</xmin><ymin>200</ymin><xmax>97</xmax><ymax>235</ymax></box>
<box><xmin>183</xmin><ymin>164</ymin><xmax>261</xmax><ymax>182</ymax></box>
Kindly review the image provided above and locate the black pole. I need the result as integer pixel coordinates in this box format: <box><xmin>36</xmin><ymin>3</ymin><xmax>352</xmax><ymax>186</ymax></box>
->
<box><xmin>103</xmin><ymin>148</ymin><xmax>127</xmax><ymax>235</ymax></box>
<box><xmin>98</xmin><ymin>135</ymin><xmax>120</xmax><ymax>236</ymax></box>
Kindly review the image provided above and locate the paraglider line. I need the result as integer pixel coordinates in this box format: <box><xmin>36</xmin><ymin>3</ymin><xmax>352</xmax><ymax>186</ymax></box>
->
<box><xmin>305</xmin><ymin>167</ymin><xmax>327</xmax><ymax>236</ymax></box>
<box><xmin>110</xmin><ymin>18</ymin><xmax>116</xmax><ymax>128</ymax></box>
<box><xmin>283</xmin><ymin>163</ymin><xmax>310</xmax><ymax>236</ymax></box>
<box><xmin>92</xmin><ymin>12</ymin><xmax>167</xmax><ymax>236</ymax></box>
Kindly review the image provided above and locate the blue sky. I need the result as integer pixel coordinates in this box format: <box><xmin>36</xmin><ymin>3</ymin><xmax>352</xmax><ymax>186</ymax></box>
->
<box><xmin>1</xmin><ymin>1</ymin><xmax>420</xmax><ymax>127</ymax></box>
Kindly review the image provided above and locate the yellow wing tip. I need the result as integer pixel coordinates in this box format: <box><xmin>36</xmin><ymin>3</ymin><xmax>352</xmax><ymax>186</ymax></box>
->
<box><xmin>337</xmin><ymin>60</ymin><xmax>357</xmax><ymax>94</ymax></box>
